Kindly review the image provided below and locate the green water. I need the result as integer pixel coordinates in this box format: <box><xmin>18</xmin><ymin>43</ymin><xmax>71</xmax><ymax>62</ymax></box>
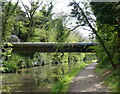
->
<box><xmin>1</xmin><ymin>61</ymin><xmax>84</xmax><ymax>93</ymax></box>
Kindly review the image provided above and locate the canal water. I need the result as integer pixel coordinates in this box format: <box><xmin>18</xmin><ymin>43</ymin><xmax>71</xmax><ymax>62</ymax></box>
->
<box><xmin>1</xmin><ymin>61</ymin><xmax>85</xmax><ymax>93</ymax></box>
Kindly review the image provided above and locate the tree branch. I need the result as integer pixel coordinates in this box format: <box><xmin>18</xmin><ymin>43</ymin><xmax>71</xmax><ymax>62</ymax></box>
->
<box><xmin>82</xmin><ymin>27</ymin><xmax>91</xmax><ymax>31</ymax></box>
<box><xmin>69</xmin><ymin>25</ymin><xmax>81</xmax><ymax>31</ymax></box>
<box><xmin>20</xmin><ymin>0</ymin><xmax>30</xmax><ymax>17</ymax></box>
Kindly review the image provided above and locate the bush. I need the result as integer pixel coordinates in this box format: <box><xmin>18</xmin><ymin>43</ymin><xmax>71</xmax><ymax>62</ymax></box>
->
<box><xmin>2</xmin><ymin>53</ymin><xmax>26</xmax><ymax>72</ymax></box>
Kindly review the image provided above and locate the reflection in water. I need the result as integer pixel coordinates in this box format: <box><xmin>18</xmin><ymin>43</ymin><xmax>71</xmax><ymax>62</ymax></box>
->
<box><xmin>1</xmin><ymin>61</ymin><xmax>84</xmax><ymax>93</ymax></box>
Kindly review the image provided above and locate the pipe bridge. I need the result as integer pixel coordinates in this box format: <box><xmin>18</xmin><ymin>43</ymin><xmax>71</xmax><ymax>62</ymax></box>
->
<box><xmin>4</xmin><ymin>42</ymin><xmax>99</xmax><ymax>53</ymax></box>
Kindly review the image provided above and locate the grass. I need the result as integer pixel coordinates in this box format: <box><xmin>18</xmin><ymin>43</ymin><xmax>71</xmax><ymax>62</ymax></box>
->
<box><xmin>50</xmin><ymin>60</ymin><xmax>95</xmax><ymax>94</ymax></box>
<box><xmin>95</xmin><ymin>65</ymin><xmax>120</xmax><ymax>92</ymax></box>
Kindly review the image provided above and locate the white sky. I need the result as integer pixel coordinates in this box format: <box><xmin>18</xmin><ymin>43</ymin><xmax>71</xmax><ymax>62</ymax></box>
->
<box><xmin>11</xmin><ymin>0</ymin><xmax>92</xmax><ymax>40</ymax></box>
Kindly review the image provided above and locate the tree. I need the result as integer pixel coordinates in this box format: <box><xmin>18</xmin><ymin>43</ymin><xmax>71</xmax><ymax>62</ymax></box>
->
<box><xmin>69</xmin><ymin>1</ymin><xmax>119</xmax><ymax>69</ymax></box>
<box><xmin>90</xmin><ymin>2</ymin><xmax>120</xmax><ymax>68</ymax></box>
<box><xmin>21</xmin><ymin>0</ymin><xmax>43</xmax><ymax>41</ymax></box>
<box><xmin>2</xmin><ymin>0</ymin><xmax>19</xmax><ymax>41</ymax></box>
<box><xmin>2</xmin><ymin>0</ymin><xmax>29</xmax><ymax>42</ymax></box>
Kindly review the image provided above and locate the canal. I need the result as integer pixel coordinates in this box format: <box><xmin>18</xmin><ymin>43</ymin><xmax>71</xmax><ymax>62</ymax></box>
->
<box><xmin>1</xmin><ymin>61</ymin><xmax>86</xmax><ymax>93</ymax></box>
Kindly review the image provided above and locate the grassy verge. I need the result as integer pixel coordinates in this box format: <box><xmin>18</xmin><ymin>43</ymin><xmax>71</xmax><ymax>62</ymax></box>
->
<box><xmin>95</xmin><ymin>66</ymin><xmax>120</xmax><ymax>92</ymax></box>
<box><xmin>50</xmin><ymin>60</ymin><xmax>95</xmax><ymax>94</ymax></box>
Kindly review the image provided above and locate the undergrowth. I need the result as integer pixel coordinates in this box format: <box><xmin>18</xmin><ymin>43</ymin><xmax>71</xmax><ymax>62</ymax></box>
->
<box><xmin>95</xmin><ymin>65</ymin><xmax>119</xmax><ymax>93</ymax></box>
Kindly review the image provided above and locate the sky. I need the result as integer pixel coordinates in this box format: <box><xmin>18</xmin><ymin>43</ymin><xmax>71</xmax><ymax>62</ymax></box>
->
<box><xmin>11</xmin><ymin>0</ymin><xmax>92</xmax><ymax>40</ymax></box>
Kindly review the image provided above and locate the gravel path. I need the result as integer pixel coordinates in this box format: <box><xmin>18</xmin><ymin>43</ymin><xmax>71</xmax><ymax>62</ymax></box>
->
<box><xmin>69</xmin><ymin>62</ymin><xmax>109</xmax><ymax>92</ymax></box>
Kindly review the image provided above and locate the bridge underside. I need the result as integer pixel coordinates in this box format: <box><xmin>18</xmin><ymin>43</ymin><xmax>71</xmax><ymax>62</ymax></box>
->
<box><xmin>4</xmin><ymin>42</ymin><xmax>98</xmax><ymax>53</ymax></box>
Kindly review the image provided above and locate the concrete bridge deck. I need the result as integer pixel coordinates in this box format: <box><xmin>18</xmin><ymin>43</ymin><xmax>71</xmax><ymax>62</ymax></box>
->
<box><xmin>4</xmin><ymin>42</ymin><xmax>99</xmax><ymax>53</ymax></box>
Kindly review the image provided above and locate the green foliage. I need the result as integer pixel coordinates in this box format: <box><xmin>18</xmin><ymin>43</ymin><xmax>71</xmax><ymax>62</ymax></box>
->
<box><xmin>2</xmin><ymin>53</ymin><xmax>31</xmax><ymax>72</ymax></box>
<box><xmin>90</xmin><ymin>2</ymin><xmax>120</xmax><ymax>24</ymax></box>
<box><xmin>2</xmin><ymin>1</ymin><xmax>19</xmax><ymax>41</ymax></box>
<box><xmin>33</xmin><ymin>52</ymin><xmax>85</xmax><ymax>66</ymax></box>
<box><xmin>2</xmin><ymin>0</ymin><xmax>83</xmax><ymax>43</ymax></box>
<box><xmin>2</xmin><ymin>54</ymin><xmax>19</xmax><ymax>72</ymax></box>
<box><xmin>20</xmin><ymin>0</ymin><xmax>43</xmax><ymax>41</ymax></box>
<box><xmin>104</xmin><ymin>70</ymin><xmax>119</xmax><ymax>92</ymax></box>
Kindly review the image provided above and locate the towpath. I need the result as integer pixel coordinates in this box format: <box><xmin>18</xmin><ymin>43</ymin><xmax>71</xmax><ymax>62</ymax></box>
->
<box><xmin>69</xmin><ymin>62</ymin><xmax>109</xmax><ymax>92</ymax></box>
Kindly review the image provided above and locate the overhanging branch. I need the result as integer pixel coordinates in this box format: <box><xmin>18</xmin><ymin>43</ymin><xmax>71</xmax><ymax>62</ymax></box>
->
<box><xmin>69</xmin><ymin>25</ymin><xmax>81</xmax><ymax>31</ymax></box>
